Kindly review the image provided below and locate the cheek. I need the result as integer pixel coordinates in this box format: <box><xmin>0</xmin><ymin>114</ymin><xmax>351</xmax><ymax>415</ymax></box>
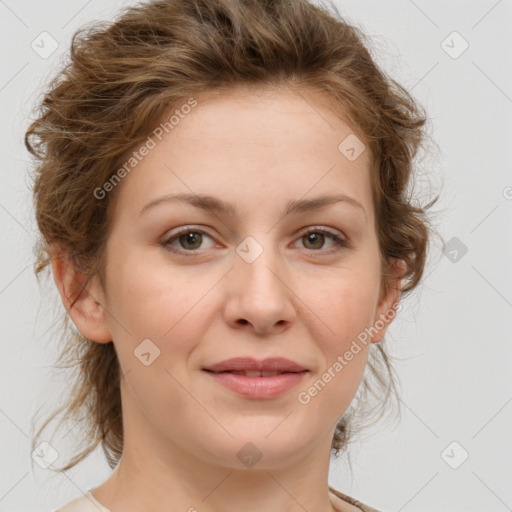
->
<box><xmin>336</xmin><ymin>281</ymin><xmax>378</xmax><ymax>335</ymax></box>
<box><xmin>296</xmin><ymin>278</ymin><xmax>376</xmax><ymax>422</ymax></box>
<box><xmin>119</xmin><ymin>355</ymin><xmax>205</xmax><ymax>457</ymax></box>
<box><xmin>105</xmin><ymin>251</ymin><xmax>207</xmax><ymax>338</ymax></box>
<box><xmin>104</xmin><ymin>253</ymin><xmax>221</xmax><ymax>389</ymax></box>
<box><xmin>304</xmin><ymin>268</ymin><xmax>381</xmax><ymax>349</ymax></box>
<box><xmin>107</xmin><ymin>258</ymin><xmax>204</xmax><ymax>424</ymax></box>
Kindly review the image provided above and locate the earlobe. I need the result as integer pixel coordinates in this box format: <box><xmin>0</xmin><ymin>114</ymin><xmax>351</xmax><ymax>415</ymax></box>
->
<box><xmin>49</xmin><ymin>244</ymin><xmax>112</xmax><ymax>343</ymax></box>
<box><xmin>370</xmin><ymin>258</ymin><xmax>405</xmax><ymax>344</ymax></box>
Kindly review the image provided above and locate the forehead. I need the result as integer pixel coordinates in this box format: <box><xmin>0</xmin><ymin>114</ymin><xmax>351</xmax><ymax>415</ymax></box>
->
<box><xmin>109</xmin><ymin>85</ymin><xmax>374</xmax><ymax>224</ymax></box>
<box><xmin>170</xmin><ymin>84</ymin><xmax>365</xmax><ymax>151</ymax></box>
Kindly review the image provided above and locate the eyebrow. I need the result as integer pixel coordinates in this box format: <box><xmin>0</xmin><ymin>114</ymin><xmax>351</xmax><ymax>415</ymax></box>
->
<box><xmin>139</xmin><ymin>193</ymin><xmax>367</xmax><ymax>220</ymax></box>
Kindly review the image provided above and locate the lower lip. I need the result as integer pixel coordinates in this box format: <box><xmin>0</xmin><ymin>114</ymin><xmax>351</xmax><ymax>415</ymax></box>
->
<box><xmin>204</xmin><ymin>371</ymin><xmax>308</xmax><ymax>399</ymax></box>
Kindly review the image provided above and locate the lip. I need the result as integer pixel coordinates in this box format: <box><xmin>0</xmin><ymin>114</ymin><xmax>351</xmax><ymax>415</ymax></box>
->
<box><xmin>202</xmin><ymin>357</ymin><xmax>309</xmax><ymax>399</ymax></box>
<box><xmin>203</xmin><ymin>357</ymin><xmax>308</xmax><ymax>373</ymax></box>
<box><xmin>205</xmin><ymin>371</ymin><xmax>308</xmax><ymax>399</ymax></box>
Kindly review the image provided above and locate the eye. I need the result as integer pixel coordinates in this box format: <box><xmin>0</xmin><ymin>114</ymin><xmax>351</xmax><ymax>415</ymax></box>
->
<box><xmin>294</xmin><ymin>228</ymin><xmax>350</xmax><ymax>254</ymax></box>
<box><xmin>162</xmin><ymin>227</ymin><xmax>216</xmax><ymax>254</ymax></box>
<box><xmin>162</xmin><ymin>226</ymin><xmax>350</xmax><ymax>256</ymax></box>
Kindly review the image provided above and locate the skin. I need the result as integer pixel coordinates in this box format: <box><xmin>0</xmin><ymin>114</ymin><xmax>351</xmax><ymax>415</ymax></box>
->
<box><xmin>51</xmin><ymin>85</ymin><xmax>402</xmax><ymax>512</ymax></box>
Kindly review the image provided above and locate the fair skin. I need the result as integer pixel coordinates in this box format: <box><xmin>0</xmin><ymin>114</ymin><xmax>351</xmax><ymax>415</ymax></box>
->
<box><xmin>51</xmin><ymin>85</ymin><xmax>401</xmax><ymax>512</ymax></box>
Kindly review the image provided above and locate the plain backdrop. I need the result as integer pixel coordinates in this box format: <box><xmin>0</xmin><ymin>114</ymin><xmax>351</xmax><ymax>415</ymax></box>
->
<box><xmin>0</xmin><ymin>0</ymin><xmax>511</xmax><ymax>511</ymax></box>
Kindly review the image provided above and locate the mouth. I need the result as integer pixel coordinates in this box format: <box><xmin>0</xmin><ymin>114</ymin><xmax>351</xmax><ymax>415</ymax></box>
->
<box><xmin>202</xmin><ymin>356</ymin><xmax>309</xmax><ymax>374</ymax></box>
<box><xmin>202</xmin><ymin>364</ymin><xmax>309</xmax><ymax>398</ymax></box>
<box><xmin>203</xmin><ymin>370</ymin><xmax>308</xmax><ymax>377</ymax></box>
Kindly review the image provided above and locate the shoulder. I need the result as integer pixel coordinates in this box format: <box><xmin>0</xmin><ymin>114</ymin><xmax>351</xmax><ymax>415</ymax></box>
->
<box><xmin>54</xmin><ymin>491</ymin><xmax>109</xmax><ymax>512</ymax></box>
<box><xmin>329</xmin><ymin>486</ymin><xmax>384</xmax><ymax>512</ymax></box>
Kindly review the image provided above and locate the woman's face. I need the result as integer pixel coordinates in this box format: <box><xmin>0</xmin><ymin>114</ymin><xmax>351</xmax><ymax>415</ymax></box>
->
<box><xmin>83</xmin><ymin>86</ymin><xmax>400</xmax><ymax>469</ymax></box>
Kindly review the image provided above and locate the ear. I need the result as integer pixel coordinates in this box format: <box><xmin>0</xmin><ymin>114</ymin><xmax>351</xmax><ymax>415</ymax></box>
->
<box><xmin>370</xmin><ymin>258</ymin><xmax>405</xmax><ymax>344</ymax></box>
<box><xmin>49</xmin><ymin>244</ymin><xmax>112</xmax><ymax>343</ymax></box>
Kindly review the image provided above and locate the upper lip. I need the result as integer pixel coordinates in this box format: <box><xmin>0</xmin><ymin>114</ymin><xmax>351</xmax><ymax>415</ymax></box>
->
<box><xmin>203</xmin><ymin>357</ymin><xmax>309</xmax><ymax>373</ymax></box>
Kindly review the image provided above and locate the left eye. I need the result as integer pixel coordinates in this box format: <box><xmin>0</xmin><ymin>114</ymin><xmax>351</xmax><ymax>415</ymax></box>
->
<box><xmin>295</xmin><ymin>229</ymin><xmax>348</xmax><ymax>252</ymax></box>
<box><xmin>162</xmin><ymin>227</ymin><xmax>348</xmax><ymax>254</ymax></box>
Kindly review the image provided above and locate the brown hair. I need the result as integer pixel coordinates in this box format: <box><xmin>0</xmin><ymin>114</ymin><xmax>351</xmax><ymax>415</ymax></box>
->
<box><xmin>25</xmin><ymin>0</ymin><xmax>441</xmax><ymax>471</ymax></box>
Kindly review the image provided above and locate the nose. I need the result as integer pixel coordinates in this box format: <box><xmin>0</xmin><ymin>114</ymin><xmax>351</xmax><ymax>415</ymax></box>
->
<box><xmin>222</xmin><ymin>241</ymin><xmax>296</xmax><ymax>336</ymax></box>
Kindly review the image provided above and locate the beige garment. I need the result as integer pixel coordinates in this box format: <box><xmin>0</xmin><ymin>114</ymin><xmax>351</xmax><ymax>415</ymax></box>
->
<box><xmin>329</xmin><ymin>485</ymin><xmax>384</xmax><ymax>512</ymax></box>
<box><xmin>55</xmin><ymin>486</ymin><xmax>383</xmax><ymax>512</ymax></box>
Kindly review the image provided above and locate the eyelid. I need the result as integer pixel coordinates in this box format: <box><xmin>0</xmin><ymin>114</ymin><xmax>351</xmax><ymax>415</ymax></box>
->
<box><xmin>297</xmin><ymin>225</ymin><xmax>345</xmax><ymax>240</ymax></box>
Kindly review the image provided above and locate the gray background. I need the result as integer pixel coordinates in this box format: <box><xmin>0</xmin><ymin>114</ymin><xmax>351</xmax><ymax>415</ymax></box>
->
<box><xmin>1</xmin><ymin>0</ymin><xmax>511</xmax><ymax>511</ymax></box>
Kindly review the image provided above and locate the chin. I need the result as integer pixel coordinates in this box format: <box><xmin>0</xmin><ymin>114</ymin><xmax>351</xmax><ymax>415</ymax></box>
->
<box><xmin>197</xmin><ymin>431</ymin><xmax>314</xmax><ymax>471</ymax></box>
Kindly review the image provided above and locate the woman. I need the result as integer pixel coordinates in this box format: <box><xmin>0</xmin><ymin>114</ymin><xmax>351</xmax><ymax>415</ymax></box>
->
<box><xmin>25</xmin><ymin>0</ymin><xmax>438</xmax><ymax>510</ymax></box>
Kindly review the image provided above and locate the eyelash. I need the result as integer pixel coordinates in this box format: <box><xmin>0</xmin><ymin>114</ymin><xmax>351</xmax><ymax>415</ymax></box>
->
<box><xmin>161</xmin><ymin>226</ymin><xmax>350</xmax><ymax>256</ymax></box>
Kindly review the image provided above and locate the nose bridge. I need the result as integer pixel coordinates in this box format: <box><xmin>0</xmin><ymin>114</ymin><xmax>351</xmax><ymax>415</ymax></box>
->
<box><xmin>235</xmin><ymin>233</ymin><xmax>285</xmax><ymax>300</ymax></box>
<box><xmin>224</xmin><ymin>233</ymin><xmax>295</xmax><ymax>333</ymax></box>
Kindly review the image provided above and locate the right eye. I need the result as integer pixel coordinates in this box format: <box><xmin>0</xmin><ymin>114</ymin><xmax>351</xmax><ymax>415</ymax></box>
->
<box><xmin>162</xmin><ymin>227</ymin><xmax>217</xmax><ymax>254</ymax></box>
